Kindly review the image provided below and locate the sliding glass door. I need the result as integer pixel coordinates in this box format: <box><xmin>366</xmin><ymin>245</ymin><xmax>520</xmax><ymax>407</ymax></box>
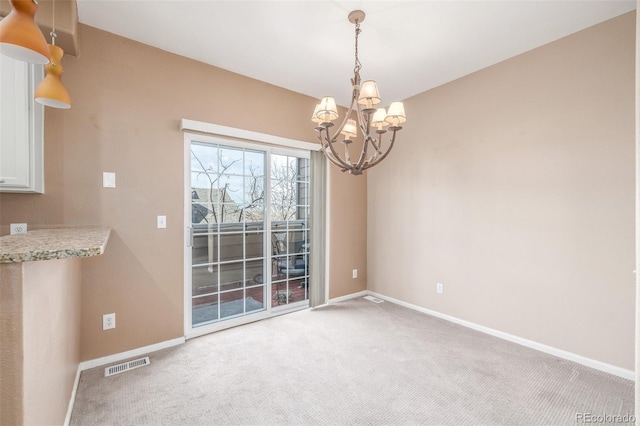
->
<box><xmin>187</xmin><ymin>136</ymin><xmax>311</xmax><ymax>334</ymax></box>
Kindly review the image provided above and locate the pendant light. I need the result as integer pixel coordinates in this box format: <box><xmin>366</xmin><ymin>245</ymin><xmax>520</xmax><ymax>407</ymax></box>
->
<box><xmin>0</xmin><ymin>0</ymin><xmax>50</xmax><ymax>64</ymax></box>
<box><xmin>34</xmin><ymin>0</ymin><xmax>70</xmax><ymax>109</ymax></box>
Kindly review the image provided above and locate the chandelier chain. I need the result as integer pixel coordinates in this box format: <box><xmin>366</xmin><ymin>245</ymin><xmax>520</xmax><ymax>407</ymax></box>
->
<box><xmin>50</xmin><ymin>0</ymin><xmax>57</xmax><ymax>45</ymax></box>
<box><xmin>353</xmin><ymin>21</ymin><xmax>362</xmax><ymax>77</ymax></box>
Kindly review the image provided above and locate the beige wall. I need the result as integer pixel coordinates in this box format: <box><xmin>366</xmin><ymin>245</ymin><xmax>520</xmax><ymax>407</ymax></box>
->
<box><xmin>0</xmin><ymin>263</ymin><xmax>23</xmax><ymax>425</ymax></box>
<box><xmin>23</xmin><ymin>258</ymin><xmax>81</xmax><ymax>425</ymax></box>
<box><xmin>0</xmin><ymin>258</ymin><xmax>81</xmax><ymax>425</ymax></box>
<box><xmin>368</xmin><ymin>13</ymin><xmax>635</xmax><ymax>369</ymax></box>
<box><xmin>328</xmin><ymin>167</ymin><xmax>367</xmax><ymax>299</ymax></box>
<box><xmin>0</xmin><ymin>24</ymin><xmax>366</xmax><ymax>360</ymax></box>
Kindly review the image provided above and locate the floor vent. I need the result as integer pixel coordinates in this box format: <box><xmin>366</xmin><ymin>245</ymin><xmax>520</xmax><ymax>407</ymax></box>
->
<box><xmin>363</xmin><ymin>295</ymin><xmax>384</xmax><ymax>304</ymax></box>
<box><xmin>104</xmin><ymin>356</ymin><xmax>150</xmax><ymax>377</ymax></box>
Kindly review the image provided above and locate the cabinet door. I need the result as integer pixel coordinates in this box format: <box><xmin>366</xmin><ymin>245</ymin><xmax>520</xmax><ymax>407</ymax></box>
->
<box><xmin>0</xmin><ymin>54</ymin><xmax>44</xmax><ymax>193</ymax></box>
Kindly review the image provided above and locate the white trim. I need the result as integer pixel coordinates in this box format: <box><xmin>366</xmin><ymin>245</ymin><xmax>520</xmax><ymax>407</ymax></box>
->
<box><xmin>79</xmin><ymin>337</ymin><xmax>185</xmax><ymax>371</ymax></box>
<box><xmin>180</xmin><ymin>119</ymin><xmax>320</xmax><ymax>152</ymax></box>
<box><xmin>272</xmin><ymin>299</ymin><xmax>310</xmax><ymax>315</ymax></box>
<box><xmin>265</xmin><ymin>146</ymin><xmax>273</xmax><ymax>313</ymax></box>
<box><xmin>63</xmin><ymin>365</ymin><xmax>81</xmax><ymax>426</ymax></box>
<box><xmin>183</xmin><ymin>133</ymin><xmax>192</xmax><ymax>338</ymax></box>
<box><xmin>187</xmin><ymin>311</ymin><xmax>271</xmax><ymax>340</ymax></box>
<box><xmin>186</xmin><ymin>302</ymin><xmax>310</xmax><ymax>340</ymax></box>
<box><xmin>328</xmin><ymin>290</ymin><xmax>368</xmax><ymax>304</ymax></box>
<box><xmin>272</xmin><ymin>145</ymin><xmax>310</xmax><ymax>159</ymax></box>
<box><xmin>324</xmin><ymin>160</ymin><xmax>331</xmax><ymax>305</ymax></box>
<box><xmin>185</xmin><ymin>309</ymin><xmax>273</xmax><ymax>340</ymax></box>
<box><xmin>188</xmin><ymin>131</ymin><xmax>285</xmax><ymax>154</ymax></box>
<box><xmin>367</xmin><ymin>291</ymin><xmax>635</xmax><ymax>381</ymax></box>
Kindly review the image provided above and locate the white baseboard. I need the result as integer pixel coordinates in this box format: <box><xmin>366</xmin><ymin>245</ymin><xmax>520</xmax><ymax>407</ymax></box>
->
<box><xmin>64</xmin><ymin>365</ymin><xmax>81</xmax><ymax>426</ymax></box>
<box><xmin>366</xmin><ymin>291</ymin><xmax>634</xmax><ymax>381</ymax></box>
<box><xmin>79</xmin><ymin>337</ymin><xmax>186</xmax><ymax>371</ymax></box>
<box><xmin>328</xmin><ymin>290</ymin><xmax>368</xmax><ymax>304</ymax></box>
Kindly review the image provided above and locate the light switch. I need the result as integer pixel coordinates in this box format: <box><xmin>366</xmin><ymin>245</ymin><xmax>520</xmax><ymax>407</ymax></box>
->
<box><xmin>157</xmin><ymin>215</ymin><xmax>167</xmax><ymax>229</ymax></box>
<box><xmin>103</xmin><ymin>172</ymin><xmax>116</xmax><ymax>188</ymax></box>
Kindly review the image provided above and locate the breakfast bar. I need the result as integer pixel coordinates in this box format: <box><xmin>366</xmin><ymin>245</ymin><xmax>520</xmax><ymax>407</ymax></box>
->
<box><xmin>0</xmin><ymin>227</ymin><xmax>111</xmax><ymax>424</ymax></box>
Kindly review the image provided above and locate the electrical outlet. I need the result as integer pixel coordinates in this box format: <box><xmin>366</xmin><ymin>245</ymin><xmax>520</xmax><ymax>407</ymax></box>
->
<box><xmin>103</xmin><ymin>313</ymin><xmax>116</xmax><ymax>330</ymax></box>
<box><xmin>10</xmin><ymin>223</ymin><xmax>27</xmax><ymax>235</ymax></box>
<box><xmin>352</xmin><ymin>269</ymin><xmax>358</xmax><ymax>279</ymax></box>
<box><xmin>436</xmin><ymin>283</ymin><xmax>444</xmax><ymax>294</ymax></box>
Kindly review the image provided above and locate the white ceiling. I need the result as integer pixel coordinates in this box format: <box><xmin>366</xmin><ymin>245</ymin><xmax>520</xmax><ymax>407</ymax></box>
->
<box><xmin>76</xmin><ymin>0</ymin><xmax>636</xmax><ymax>107</ymax></box>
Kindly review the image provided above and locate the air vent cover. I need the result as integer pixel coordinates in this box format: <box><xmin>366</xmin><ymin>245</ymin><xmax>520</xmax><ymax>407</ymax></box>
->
<box><xmin>363</xmin><ymin>295</ymin><xmax>384</xmax><ymax>303</ymax></box>
<box><xmin>104</xmin><ymin>356</ymin><xmax>150</xmax><ymax>377</ymax></box>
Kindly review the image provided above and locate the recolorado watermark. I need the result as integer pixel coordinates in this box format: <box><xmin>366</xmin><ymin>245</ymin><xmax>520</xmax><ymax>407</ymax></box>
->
<box><xmin>576</xmin><ymin>412</ymin><xmax>635</xmax><ymax>424</ymax></box>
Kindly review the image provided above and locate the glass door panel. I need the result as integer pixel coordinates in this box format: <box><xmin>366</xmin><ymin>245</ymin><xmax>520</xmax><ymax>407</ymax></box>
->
<box><xmin>270</xmin><ymin>154</ymin><xmax>310</xmax><ymax>307</ymax></box>
<box><xmin>190</xmin><ymin>142</ymin><xmax>267</xmax><ymax>327</ymax></box>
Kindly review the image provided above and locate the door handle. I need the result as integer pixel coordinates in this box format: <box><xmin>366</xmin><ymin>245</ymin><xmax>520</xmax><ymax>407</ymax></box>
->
<box><xmin>186</xmin><ymin>227</ymin><xmax>193</xmax><ymax>247</ymax></box>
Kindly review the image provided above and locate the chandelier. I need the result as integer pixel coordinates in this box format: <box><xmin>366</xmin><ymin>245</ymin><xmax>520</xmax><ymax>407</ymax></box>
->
<box><xmin>311</xmin><ymin>10</ymin><xmax>406</xmax><ymax>175</ymax></box>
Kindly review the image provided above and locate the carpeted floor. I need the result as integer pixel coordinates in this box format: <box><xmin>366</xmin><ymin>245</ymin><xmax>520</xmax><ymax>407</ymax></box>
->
<box><xmin>70</xmin><ymin>297</ymin><xmax>634</xmax><ymax>425</ymax></box>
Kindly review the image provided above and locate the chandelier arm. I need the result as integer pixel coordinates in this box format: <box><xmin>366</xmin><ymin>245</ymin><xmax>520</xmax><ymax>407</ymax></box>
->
<box><xmin>318</xmin><ymin>127</ymin><xmax>336</xmax><ymax>155</ymax></box>
<box><xmin>370</xmin><ymin>137</ymin><xmax>381</xmax><ymax>156</ymax></box>
<box><xmin>318</xmin><ymin>126</ymin><xmax>332</xmax><ymax>150</ymax></box>
<box><xmin>364</xmin><ymin>129</ymin><xmax>398</xmax><ymax>169</ymax></box>
<box><xmin>321</xmin><ymin>127</ymin><xmax>356</xmax><ymax>171</ymax></box>
<box><xmin>319</xmin><ymin>138</ymin><xmax>347</xmax><ymax>170</ymax></box>
<box><xmin>371</xmin><ymin>127</ymin><xmax>383</xmax><ymax>153</ymax></box>
<box><xmin>334</xmin><ymin>74</ymin><xmax>361</xmax><ymax>142</ymax></box>
<box><xmin>355</xmin><ymin>99</ymin><xmax>370</xmax><ymax>136</ymax></box>
<box><xmin>326</xmin><ymin>148</ymin><xmax>351</xmax><ymax>172</ymax></box>
<box><xmin>343</xmin><ymin>141</ymin><xmax>351</xmax><ymax>163</ymax></box>
<box><xmin>353</xmin><ymin>109</ymin><xmax>370</xmax><ymax>169</ymax></box>
<box><xmin>324</xmin><ymin>148</ymin><xmax>350</xmax><ymax>170</ymax></box>
<box><xmin>369</xmin><ymin>123</ymin><xmax>388</xmax><ymax>158</ymax></box>
<box><xmin>369</xmin><ymin>132</ymin><xmax>385</xmax><ymax>161</ymax></box>
<box><xmin>353</xmin><ymin>103</ymin><xmax>373</xmax><ymax>170</ymax></box>
<box><xmin>353</xmin><ymin>136</ymin><xmax>371</xmax><ymax>170</ymax></box>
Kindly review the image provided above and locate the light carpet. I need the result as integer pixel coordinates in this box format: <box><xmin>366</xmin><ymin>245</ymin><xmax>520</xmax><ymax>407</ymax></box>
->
<box><xmin>70</xmin><ymin>297</ymin><xmax>634</xmax><ymax>425</ymax></box>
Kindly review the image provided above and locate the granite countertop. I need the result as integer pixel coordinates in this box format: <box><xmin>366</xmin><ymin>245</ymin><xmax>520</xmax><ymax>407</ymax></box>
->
<box><xmin>0</xmin><ymin>227</ymin><xmax>111</xmax><ymax>263</ymax></box>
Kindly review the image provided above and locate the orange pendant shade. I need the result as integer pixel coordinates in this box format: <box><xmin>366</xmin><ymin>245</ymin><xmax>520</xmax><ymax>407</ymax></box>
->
<box><xmin>35</xmin><ymin>44</ymin><xmax>70</xmax><ymax>108</ymax></box>
<box><xmin>0</xmin><ymin>0</ymin><xmax>50</xmax><ymax>64</ymax></box>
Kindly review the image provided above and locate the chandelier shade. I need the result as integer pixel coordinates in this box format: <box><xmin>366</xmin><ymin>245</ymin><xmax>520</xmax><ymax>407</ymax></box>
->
<box><xmin>341</xmin><ymin>119</ymin><xmax>358</xmax><ymax>140</ymax></box>
<box><xmin>0</xmin><ymin>0</ymin><xmax>50</xmax><ymax>64</ymax></box>
<box><xmin>35</xmin><ymin>44</ymin><xmax>71</xmax><ymax>108</ymax></box>
<box><xmin>317</xmin><ymin>96</ymin><xmax>339</xmax><ymax>123</ymax></box>
<box><xmin>311</xmin><ymin>10</ymin><xmax>406</xmax><ymax>175</ymax></box>
<box><xmin>371</xmin><ymin>108</ymin><xmax>390</xmax><ymax>131</ymax></box>
<box><xmin>385</xmin><ymin>102</ymin><xmax>406</xmax><ymax>128</ymax></box>
<box><xmin>34</xmin><ymin>0</ymin><xmax>71</xmax><ymax>109</ymax></box>
<box><xmin>358</xmin><ymin>80</ymin><xmax>381</xmax><ymax>109</ymax></box>
<box><xmin>311</xmin><ymin>104</ymin><xmax>323</xmax><ymax>124</ymax></box>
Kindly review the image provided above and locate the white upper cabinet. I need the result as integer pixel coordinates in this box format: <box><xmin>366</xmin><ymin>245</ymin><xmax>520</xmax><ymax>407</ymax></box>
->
<box><xmin>0</xmin><ymin>54</ymin><xmax>44</xmax><ymax>193</ymax></box>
